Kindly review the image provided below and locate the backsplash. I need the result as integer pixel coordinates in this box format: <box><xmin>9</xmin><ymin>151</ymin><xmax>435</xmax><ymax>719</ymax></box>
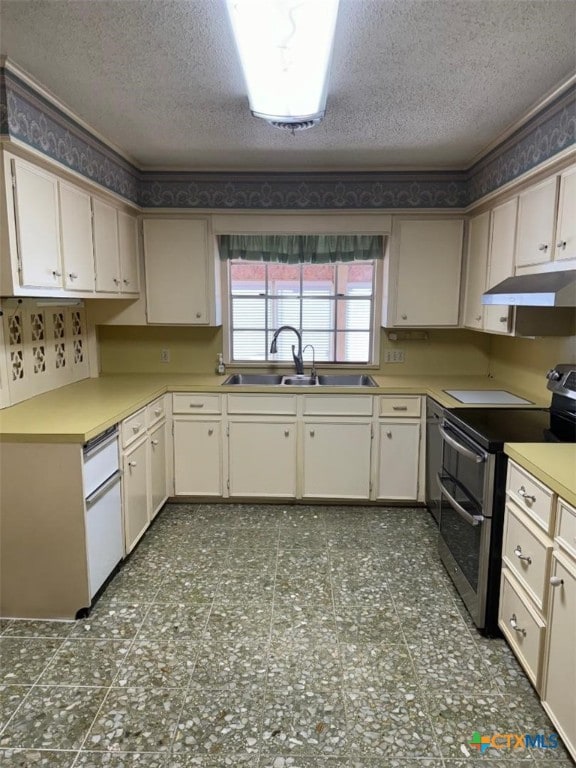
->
<box><xmin>96</xmin><ymin>326</ymin><xmax>491</xmax><ymax>378</ymax></box>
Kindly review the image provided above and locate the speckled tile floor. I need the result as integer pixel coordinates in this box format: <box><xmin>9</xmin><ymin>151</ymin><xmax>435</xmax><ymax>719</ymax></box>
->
<box><xmin>0</xmin><ymin>503</ymin><xmax>574</xmax><ymax>768</ymax></box>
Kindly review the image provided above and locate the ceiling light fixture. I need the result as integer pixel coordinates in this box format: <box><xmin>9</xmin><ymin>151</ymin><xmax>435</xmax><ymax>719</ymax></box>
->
<box><xmin>226</xmin><ymin>0</ymin><xmax>340</xmax><ymax>131</ymax></box>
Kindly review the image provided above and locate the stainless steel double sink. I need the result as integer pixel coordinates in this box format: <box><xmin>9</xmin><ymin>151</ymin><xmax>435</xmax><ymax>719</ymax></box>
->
<box><xmin>223</xmin><ymin>373</ymin><xmax>377</xmax><ymax>387</ymax></box>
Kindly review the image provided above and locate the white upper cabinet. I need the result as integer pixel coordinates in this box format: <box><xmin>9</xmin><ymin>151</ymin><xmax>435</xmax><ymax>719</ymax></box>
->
<box><xmin>59</xmin><ymin>182</ymin><xmax>95</xmax><ymax>292</ymax></box>
<box><xmin>384</xmin><ymin>218</ymin><xmax>463</xmax><ymax>327</ymax></box>
<box><xmin>515</xmin><ymin>176</ymin><xmax>558</xmax><ymax>268</ymax></box>
<box><xmin>11</xmin><ymin>157</ymin><xmax>62</xmax><ymax>289</ymax></box>
<box><xmin>93</xmin><ymin>198</ymin><xmax>121</xmax><ymax>292</ymax></box>
<box><xmin>143</xmin><ymin>218</ymin><xmax>221</xmax><ymax>325</ymax></box>
<box><xmin>463</xmin><ymin>211</ymin><xmax>490</xmax><ymax>330</ymax></box>
<box><xmin>484</xmin><ymin>197</ymin><xmax>518</xmax><ymax>334</ymax></box>
<box><xmin>554</xmin><ymin>165</ymin><xmax>576</xmax><ymax>263</ymax></box>
<box><xmin>117</xmin><ymin>210</ymin><xmax>139</xmax><ymax>294</ymax></box>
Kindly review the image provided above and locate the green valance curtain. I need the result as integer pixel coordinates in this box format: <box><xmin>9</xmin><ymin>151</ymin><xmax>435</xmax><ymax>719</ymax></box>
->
<box><xmin>218</xmin><ymin>234</ymin><xmax>384</xmax><ymax>263</ymax></box>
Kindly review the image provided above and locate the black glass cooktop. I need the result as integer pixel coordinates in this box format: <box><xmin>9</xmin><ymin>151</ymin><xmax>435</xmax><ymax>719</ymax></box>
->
<box><xmin>446</xmin><ymin>408</ymin><xmax>576</xmax><ymax>452</ymax></box>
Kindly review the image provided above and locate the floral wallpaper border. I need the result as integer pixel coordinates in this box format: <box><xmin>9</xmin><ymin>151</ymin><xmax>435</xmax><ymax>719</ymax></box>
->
<box><xmin>1</xmin><ymin>66</ymin><xmax>574</xmax><ymax>209</ymax></box>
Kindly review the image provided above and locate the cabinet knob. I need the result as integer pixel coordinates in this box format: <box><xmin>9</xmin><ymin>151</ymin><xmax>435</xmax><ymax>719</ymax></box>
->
<box><xmin>517</xmin><ymin>485</ymin><xmax>536</xmax><ymax>504</ymax></box>
<box><xmin>68</xmin><ymin>272</ymin><xmax>78</xmax><ymax>280</ymax></box>
<box><xmin>154</xmin><ymin>408</ymin><xmax>161</xmax><ymax>416</ymax></box>
<box><xmin>550</xmin><ymin>576</ymin><xmax>564</xmax><ymax>587</ymax></box>
<box><xmin>284</xmin><ymin>430</ymin><xmax>289</xmax><ymax>437</ymax></box>
<box><xmin>509</xmin><ymin>614</ymin><xmax>526</xmax><ymax>636</ymax></box>
<box><xmin>386</xmin><ymin>430</ymin><xmax>392</xmax><ymax>438</ymax></box>
<box><xmin>499</xmin><ymin>315</ymin><xmax>508</xmax><ymax>323</ymax></box>
<box><xmin>132</xmin><ymin>424</ymin><xmax>141</xmax><ymax>432</ymax></box>
<box><xmin>537</xmin><ymin>243</ymin><xmax>548</xmax><ymax>252</ymax></box>
<box><xmin>196</xmin><ymin>312</ymin><xmax>202</xmax><ymax>319</ymax></box>
<box><xmin>128</xmin><ymin>461</ymin><xmax>137</xmax><ymax>468</ymax></box>
<box><xmin>123</xmin><ymin>279</ymin><xmax>130</xmax><ymax>286</ymax></box>
<box><xmin>208</xmin><ymin>428</ymin><xmax>214</xmax><ymax>436</ymax></box>
<box><xmin>52</xmin><ymin>269</ymin><xmax>62</xmax><ymax>277</ymax></box>
<box><xmin>113</xmin><ymin>278</ymin><xmax>120</xmax><ymax>284</ymax></box>
<box><xmin>475</xmin><ymin>315</ymin><xmax>482</xmax><ymax>322</ymax></box>
<box><xmin>310</xmin><ymin>430</ymin><xmax>315</xmax><ymax>437</ymax></box>
<box><xmin>151</xmin><ymin>439</ymin><xmax>159</xmax><ymax>446</ymax></box>
<box><xmin>556</xmin><ymin>240</ymin><xmax>567</xmax><ymax>250</ymax></box>
<box><xmin>514</xmin><ymin>545</ymin><xmax>532</xmax><ymax>565</ymax></box>
<box><xmin>401</xmin><ymin>313</ymin><xmax>408</xmax><ymax>320</ymax></box>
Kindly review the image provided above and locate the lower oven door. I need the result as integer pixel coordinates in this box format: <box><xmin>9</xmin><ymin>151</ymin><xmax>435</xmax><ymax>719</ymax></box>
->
<box><xmin>437</xmin><ymin>421</ymin><xmax>494</xmax><ymax>629</ymax></box>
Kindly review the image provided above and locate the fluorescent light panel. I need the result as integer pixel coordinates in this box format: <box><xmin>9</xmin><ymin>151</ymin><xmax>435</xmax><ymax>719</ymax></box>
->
<box><xmin>226</xmin><ymin>0</ymin><xmax>340</xmax><ymax>123</ymax></box>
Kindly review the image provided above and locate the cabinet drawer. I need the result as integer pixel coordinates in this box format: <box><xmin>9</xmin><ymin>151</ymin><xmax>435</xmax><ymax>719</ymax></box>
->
<box><xmin>503</xmin><ymin>503</ymin><xmax>552</xmax><ymax>612</ymax></box>
<box><xmin>227</xmin><ymin>393</ymin><xmax>297</xmax><ymax>415</ymax></box>
<box><xmin>121</xmin><ymin>407</ymin><xmax>146</xmax><ymax>447</ymax></box>
<box><xmin>507</xmin><ymin>460</ymin><xmax>554</xmax><ymax>533</ymax></box>
<box><xmin>146</xmin><ymin>396</ymin><xmax>166</xmax><ymax>428</ymax></box>
<box><xmin>499</xmin><ymin>569</ymin><xmax>545</xmax><ymax>690</ymax></box>
<box><xmin>556</xmin><ymin>498</ymin><xmax>576</xmax><ymax>560</ymax></box>
<box><xmin>173</xmin><ymin>393</ymin><xmax>222</xmax><ymax>414</ymax></box>
<box><xmin>379</xmin><ymin>396</ymin><xmax>421</xmax><ymax>417</ymax></box>
<box><xmin>302</xmin><ymin>394</ymin><xmax>373</xmax><ymax>416</ymax></box>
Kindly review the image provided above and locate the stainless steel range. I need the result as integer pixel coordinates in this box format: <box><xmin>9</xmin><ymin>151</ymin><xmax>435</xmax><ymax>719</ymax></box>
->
<box><xmin>437</xmin><ymin>364</ymin><xmax>576</xmax><ymax>635</ymax></box>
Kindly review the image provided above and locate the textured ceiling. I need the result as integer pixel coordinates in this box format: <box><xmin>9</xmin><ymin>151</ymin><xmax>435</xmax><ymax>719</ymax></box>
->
<box><xmin>1</xmin><ymin>0</ymin><xmax>575</xmax><ymax>171</ymax></box>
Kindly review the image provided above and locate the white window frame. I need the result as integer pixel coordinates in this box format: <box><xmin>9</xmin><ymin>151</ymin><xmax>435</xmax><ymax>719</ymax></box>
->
<box><xmin>222</xmin><ymin>259</ymin><xmax>383</xmax><ymax>368</ymax></box>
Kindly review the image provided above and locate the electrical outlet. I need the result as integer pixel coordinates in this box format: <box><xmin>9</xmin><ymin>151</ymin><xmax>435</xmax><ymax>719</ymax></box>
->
<box><xmin>384</xmin><ymin>349</ymin><xmax>405</xmax><ymax>363</ymax></box>
<box><xmin>160</xmin><ymin>348</ymin><xmax>170</xmax><ymax>364</ymax></box>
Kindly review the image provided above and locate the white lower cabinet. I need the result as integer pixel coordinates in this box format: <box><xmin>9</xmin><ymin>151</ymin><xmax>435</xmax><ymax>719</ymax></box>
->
<box><xmin>174</xmin><ymin>419</ymin><xmax>223</xmax><ymax>496</ymax></box>
<box><xmin>228</xmin><ymin>420</ymin><xmax>297</xmax><ymax>497</ymax></box>
<box><xmin>122</xmin><ymin>437</ymin><xmax>149</xmax><ymax>552</ymax></box>
<box><xmin>302</xmin><ymin>420</ymin><xmax>372</xmax><ymax>499</ymax></box>
<box><xmin>376</xmin><ymin>422</ymin><xmax>420</xmax><ymax>500</ymax></box>
<box><xmin>500</xmin><ymin>461</ymin><xmax>576</xmax><ymax>762</ymax></box>
<box><xmin>150</xmin><ymin>420</ymin><xmax>169</xmax><ymax>518</ymax></box>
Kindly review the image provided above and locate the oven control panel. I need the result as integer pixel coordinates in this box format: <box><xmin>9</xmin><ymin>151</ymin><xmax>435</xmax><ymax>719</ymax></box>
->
<box><xmin>546</xmin><ymin>364</ymin><xmax>576</xmax><ymax>399</ymax></box>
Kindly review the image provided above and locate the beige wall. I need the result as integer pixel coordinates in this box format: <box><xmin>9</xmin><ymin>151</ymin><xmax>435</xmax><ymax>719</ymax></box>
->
<box><xmin>97</xmin><ymin>325</ymin><xmax>491</xmax><ymax>377</ymax></box>
<box><xmin>488</xmin><ymin>335</ymin><xmax>576</xmax><ymax>398</ymax></box>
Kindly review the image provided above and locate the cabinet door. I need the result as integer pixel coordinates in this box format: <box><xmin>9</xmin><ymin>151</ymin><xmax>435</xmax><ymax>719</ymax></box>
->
<box><xmin>376</xmin><ymin>422</ymin><xmax>420</xmax><ymax>500</ymax></box>
<box><xmin>394</xmin><ymin>219</ymin><xmax>463</xmax><ymax>326</ymax></box>
<box><xmin>59</xmin><ymin>182</ymin><xmax>95</xmax><ymax>292</ymax></box>
<box><xmin>484</xmin><ymin>198</ymin><xmax>517</xmax><ymax>334</ymax></box>
<box><xmin>302</xmin><ymin>420</ymin><xmax>372</xmax><ymax>499</ymax></box>
<box><xmin>463</xmin><ymin>212</ymin><xmax>490</xmax><ymax>330</ymax></box>
<box><xmin>143</xmin><ymin>219</ymin><xmax>209</xmax><ymax>324</ymax></box>
<box><xmin>93</xmin><ymin>198</ymin><xmax>120</xmax><ymax>292</ymax></box>
<box><xmin>149</xmin><ymin>420</ymin><xmax>168</xmax><ymax>518</ymax></box>
<box><xmin>515</xmin><ymin>177</ymin><xmax>558</xmax><ymax>268</ymax></box>
<box><xmin>12</xmin><ymin>158</ymin><xmax>62</xmax><ymax>288</ymax></box>
<box><xmin>118</xmin><ymin>210</ymin><xmax>139</xmax><ymax>294</ymax></box>
<box><xmin>123</xmin><ymin>438</ymin><xmax>149</xmax><ymax>552</ymax></box>
<box><xmin>173</xmin><ymin>419</ymin><xmax>222</xmax><ymax>495</ymax></box>
<box><xmin>543</xmin><ymin>552</ymin><xmax>576</xmax><ymax>758</ymax></box>
<box><xmin>555</xmin><ymin>166</ymin><xmax>576</xmax><ymax>262</ymax></box>
<box><xmin>228</xmin><ymin>420</ymin><xmax>297</xmax><ymax>497</ymax></box>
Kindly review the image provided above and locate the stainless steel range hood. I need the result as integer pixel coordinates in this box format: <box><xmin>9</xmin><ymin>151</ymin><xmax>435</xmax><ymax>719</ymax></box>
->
<box><xmin>482</xmin><ymin>270</ymin><xmax>576</xmax><ymax>306</ymax></box>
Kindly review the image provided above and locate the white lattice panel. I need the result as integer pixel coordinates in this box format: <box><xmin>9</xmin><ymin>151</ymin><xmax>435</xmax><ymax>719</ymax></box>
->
<box><xmin>0</xmin><ymin>301</ymin><xmax>90</xmax><ymax>407</ymax></box>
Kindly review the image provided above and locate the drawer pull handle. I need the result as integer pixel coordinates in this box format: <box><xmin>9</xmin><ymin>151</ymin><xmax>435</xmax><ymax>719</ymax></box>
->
<box><xmin>514</xmin><ymin>545</ymin><xmax>532</xmax><ymax>565</ymax></box>
<box><xmin>517</xmin><ymin>486</ymin><xmax>536</xmax><ymax>504</ymax></box>
<box><xmin>189</xmin><ymin>403</ymin><xmax>205</xmax><ymax>408</ymax></box>
<box><xmin>550</xmin><ymin>576</ymin><xmax>564</xmax><ymax>587</ymax></box>
<box><xmin>392</xmin><ymin>405</ymin><xmax>408</xmax><ymax>411</ymax></box>
<box><xmin>132</xmin><ymin>424</ymin><xmax>141</xmax><ymax>432</ymax></box>
<box><xmin>128</xmin><ymin>461</ymin><xmax>137</xmax><ymax>468</ymax></box>
<box><xmin>151</xmin><ymin>439</ymin><xmax>159</xmax><ymax>446</ymax></box>
<box><xmin>509</xmin><ymin>614</ymin><xmax>526</xmax><ymax>636</ymax></box>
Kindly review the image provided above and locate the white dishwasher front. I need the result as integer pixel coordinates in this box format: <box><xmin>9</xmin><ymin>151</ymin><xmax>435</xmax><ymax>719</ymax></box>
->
<box><xmin>83</xmin><ymin>428</ymin><xmax>124</xmax><ymax>598</ymax></box>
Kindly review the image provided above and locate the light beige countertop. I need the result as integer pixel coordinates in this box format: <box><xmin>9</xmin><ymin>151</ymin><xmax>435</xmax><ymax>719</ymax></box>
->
<box><xmin>505</xmin><ymin>443</ymin><xmax>576</xmax><ymax>508</ymax></box>
<box><xmin>0</xmin><ymin>372</ymin><xmax>547</xmax><ymax>443</ymax></box>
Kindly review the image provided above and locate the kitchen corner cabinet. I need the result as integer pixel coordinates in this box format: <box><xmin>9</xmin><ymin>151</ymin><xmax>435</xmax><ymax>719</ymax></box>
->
<box><xmin>383</xmin><ymin>218</ymin><xmax>464</xmax><ymax>328</ymax></box>
<box><xmin>463</xmin><ymin>211</ymin><xmax>490</xmax><ymax>330</ymax></box>
<box><xmin>173</xmin><ymin>393</ymin><xmax>223</xmax><ymax>495</ymax></box>
<box><xmin>142</xmin><ymin>218</ymin><xmax>222</xmax><ymax>325</ymax></box>
<box><xmin>483</xmin><ymin>197</ymin><xmax>517</xmax><ymax>334</ymax></box>
<box><xmin>499</xmin><ymin>461</ymin><xmax>576</xmax><ymax>762</ymax></box>
<box><xmin>554</xmin><ymin>165</ymin><xmax>576</xmax><ymax>263</ymax></box>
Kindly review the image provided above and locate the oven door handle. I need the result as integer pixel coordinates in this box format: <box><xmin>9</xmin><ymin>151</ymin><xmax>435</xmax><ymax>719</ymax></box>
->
<box><xmin>438</xmin><ymin>424</ymin><xmax>486</xmax><ymax>464</ymax></box>
<box><xmin>437</xmin><ymin>474</ymin><xmax>485</xmax><ymax>526</ymax></box>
